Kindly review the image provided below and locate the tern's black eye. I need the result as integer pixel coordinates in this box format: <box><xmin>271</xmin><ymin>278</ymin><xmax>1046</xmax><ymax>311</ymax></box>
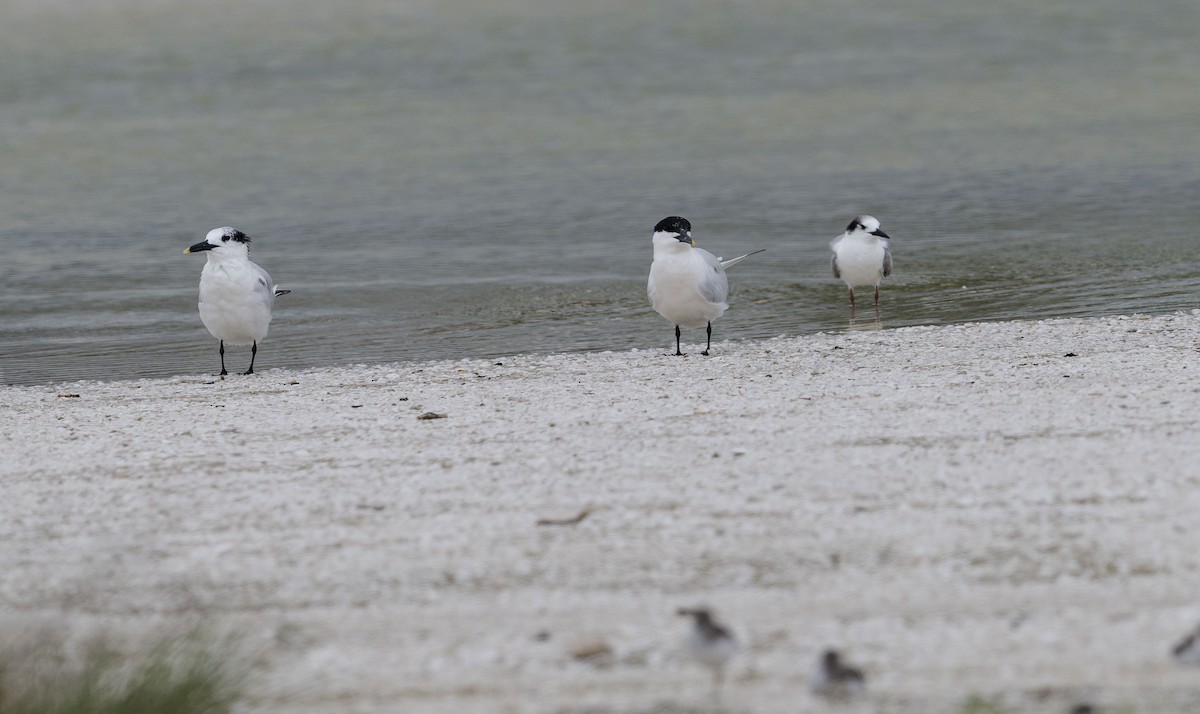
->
<box><xmin>226</xmin><ymin>230</ymin><xmax>251</xmax><ymax>244</ymax></box>
<box><xmin>846</xmin><ymin>219</ymin><xmax>864</xmax><ymax>233</ymax></box>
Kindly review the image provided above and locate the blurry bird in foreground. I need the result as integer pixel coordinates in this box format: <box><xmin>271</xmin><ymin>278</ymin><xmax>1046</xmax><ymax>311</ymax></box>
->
<box><xmin>810</xmin><ymin>648</ymin><xmax>866</xmax><ymax>699</ymax></box>
<box><xmin>678</xmin><ymin>606</ymin><xmax>738</xmax><ymax>698</ymax></box>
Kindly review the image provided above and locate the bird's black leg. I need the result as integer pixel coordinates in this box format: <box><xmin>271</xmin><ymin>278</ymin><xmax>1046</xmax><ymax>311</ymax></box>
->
<box><xmin>849</xmin><ymin>288</ymin><xmax>856</xmax><ymax>307</ymax></box>
<box><xmin>244</xmin><ymin>341</ymin><xmax>257</xmax><ymax>375</ymax></box>
<box><xmin>674</xmin><ymin>325</ymin><xmax>684</xmax><ymax>356</ymax></box>
<box><xmin>874</xmin><ymin>285</ymin><xmax>880</xmax><ymax>305</ymax></box>
<box><xmin>701</xmin><ymin>321</ymin><xmax>712</xmax><ymax>356</ymax></box>
<box><xmin>218</xmin><ymin>340</ymin><xmax>228</xmax><ymax>376</ymax></box>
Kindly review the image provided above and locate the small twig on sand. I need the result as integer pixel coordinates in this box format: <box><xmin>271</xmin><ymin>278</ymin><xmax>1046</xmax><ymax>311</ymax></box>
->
<box><xmin>536</xmin><ymin>509</ymin><xmax>590</xmax><ymax>527</ymax></box>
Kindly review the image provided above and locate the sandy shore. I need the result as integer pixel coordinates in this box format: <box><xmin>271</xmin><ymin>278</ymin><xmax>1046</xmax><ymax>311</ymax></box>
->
<box><xmin>4</xmin><ymin>313</ymin><xmax>1200</xmax><ymax>713</ymax></box>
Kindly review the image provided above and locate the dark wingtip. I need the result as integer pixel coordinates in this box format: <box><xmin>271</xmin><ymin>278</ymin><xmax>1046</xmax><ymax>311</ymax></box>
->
<box><xmin>1174</xmin><ymin>631</ymin><xmax>1197</xmax><ymax>658</ymax></box>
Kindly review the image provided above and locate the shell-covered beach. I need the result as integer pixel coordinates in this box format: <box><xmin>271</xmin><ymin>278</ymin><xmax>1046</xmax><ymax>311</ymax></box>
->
<box><xmin>4</xmin><ymin>314</ymin><xmax>1200</xmax><ymax>712</ymax></box>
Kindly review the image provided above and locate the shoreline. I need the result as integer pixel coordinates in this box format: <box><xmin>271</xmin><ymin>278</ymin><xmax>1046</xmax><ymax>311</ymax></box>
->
<box><xmin>4</xmin><ymin>307</ymin><xmax>1191</xmax><ymax>391</ymax></box>
<box><xmin>4</xmin><ymin>312</ymin><xmax>1200</xmax><ymax>712</ymax></box>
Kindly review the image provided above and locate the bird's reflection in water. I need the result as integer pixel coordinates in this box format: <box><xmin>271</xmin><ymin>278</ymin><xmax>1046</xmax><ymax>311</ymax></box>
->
<box><xmin>846</xmin><ymin>304</ymin><xmax>883</xmax><ymax>331</ymax></box>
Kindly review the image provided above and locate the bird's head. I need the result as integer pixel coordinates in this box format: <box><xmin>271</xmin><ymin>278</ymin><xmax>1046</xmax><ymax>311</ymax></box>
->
<box><xmin>185</xmin><ymin>226</ymin><xmax>251</xmax><ymax>257</ymax></box>
<box><xmin>846</xmin><ymin>215</ymin><xmax>890</xmax><ymax>240</ymax></box>
<box><xmin>676</xmin><ymin>606</ymin><xmax>712</xmax><ymax>625</ymax></box>
<box><xmin>653</xmin><ymin>216</ymin><xmax>695</xmax><ymax>249</ymax></box>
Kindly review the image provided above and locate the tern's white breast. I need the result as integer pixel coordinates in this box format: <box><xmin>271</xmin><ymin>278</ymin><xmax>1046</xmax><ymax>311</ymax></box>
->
<box><xmin>832</xmin><ymin>234</ymin><xmax>888</xmax><ymax>287</ymax></box>
<box><xmin>648</xmin><ymin>249</ymin><xmax>728</xmax><ymax>329</ymax></box>
<box><xmin>197</xmin><ymin>260</ymin><xmax>275</xmax><ymax>345</ymax></box>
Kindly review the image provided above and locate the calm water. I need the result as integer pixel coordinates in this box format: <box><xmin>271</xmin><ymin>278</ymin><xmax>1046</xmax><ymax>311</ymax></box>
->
<box><xmin>2</xmin><ymin>0</ymin><xmax>1199</xmax><ymax>385</ymax></box>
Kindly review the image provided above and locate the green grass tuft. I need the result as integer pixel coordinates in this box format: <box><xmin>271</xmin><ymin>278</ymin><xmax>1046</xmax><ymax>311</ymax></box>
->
<box><xmin>0</xmin><ymin>631</ymin><xmax>244</xmax><ymax>714</ymax></box>
<box><xmin>960</xmin><ymin>694</ymin><xmax>1008</xmax><ymax>714</ymax></box>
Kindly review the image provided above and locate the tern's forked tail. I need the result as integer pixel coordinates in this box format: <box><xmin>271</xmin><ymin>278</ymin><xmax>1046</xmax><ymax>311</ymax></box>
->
<box><xmin>719</xmin><ymin>249</ymin><xmax>765</xmax><ymax>270</ymax></box>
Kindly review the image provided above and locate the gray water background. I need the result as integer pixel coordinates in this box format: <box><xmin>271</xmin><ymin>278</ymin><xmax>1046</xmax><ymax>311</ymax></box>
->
<box><xmin>2</xmin><ymin>0</ymin><xmax>1198</xmax><ymax>386</ymax></box>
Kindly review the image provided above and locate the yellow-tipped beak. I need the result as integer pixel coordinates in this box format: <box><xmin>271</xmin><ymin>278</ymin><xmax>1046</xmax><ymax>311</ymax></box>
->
<box><xmin>185</xmin><ymin>240</ymin><xmax>216</xmax><ymax>254</ymax></box>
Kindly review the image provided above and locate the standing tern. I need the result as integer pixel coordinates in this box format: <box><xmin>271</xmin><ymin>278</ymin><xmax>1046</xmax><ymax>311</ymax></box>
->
<box><xmin>830</xmin><ymin>215</ymin><xmax>892</xmax><ymax>307</ymax></box>
<box><xmin>184</xmin><ymin>226</ymin><xmax>289</xmax><ymax>376</ymax></box>
<box><xmin>647</xmin><ymin>216</ymin><xmax>762</xmax><ymax>356</ymax></box>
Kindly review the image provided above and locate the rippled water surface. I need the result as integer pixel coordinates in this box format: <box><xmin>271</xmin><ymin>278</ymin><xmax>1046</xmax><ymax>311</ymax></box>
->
<box><xmin>2</xmin><ymin>0</ymin><xmax>1199</xmax><ymax>385</ymax></box>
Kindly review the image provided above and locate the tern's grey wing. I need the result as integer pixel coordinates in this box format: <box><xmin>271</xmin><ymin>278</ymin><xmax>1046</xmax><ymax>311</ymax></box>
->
<box><xmin>882</xmin><ymin>245</ymin><xmax>893</xmax><ymax>277</ymax></box>
<box><xmin>831</xmin><ymin>253</ymin><xmax>841</xmax><ymax>279</ymax></box>
<box><xmin>251</xmin><ymin>262</ymin><xmax>277</xmax><ymax>306</ymax></box>
<box><xmin>697</xmin><ymin>250</ymin><xmax>730</xmax><ymax>305</ymax></box>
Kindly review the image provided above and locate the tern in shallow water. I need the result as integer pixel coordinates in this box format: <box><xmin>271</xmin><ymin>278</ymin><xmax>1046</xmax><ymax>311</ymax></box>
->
<box><xmin>647</xmin><ymin>216</ymin><xmax>762</xmax><ymax>356</ymax></box>
<box><xmin>830</xmin><ymin>214</ymin><xmax>892</xmax><ymax>307</ymax></box>
<box><xmin>184</xmin><ymin>226</ymin><xmax>289</xmax><ymax>376</ymax></box>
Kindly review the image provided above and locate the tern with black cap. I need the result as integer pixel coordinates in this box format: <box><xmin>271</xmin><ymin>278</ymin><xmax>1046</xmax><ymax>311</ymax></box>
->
<box><xmin>184</xmin><ymin>226</ymin><xmax>289</xmax><ymax>376</ymax></box>
<box><xmin>647</xmin><ymin>216</ymin><xmax>762</xmax><ymax>356</ymax></box>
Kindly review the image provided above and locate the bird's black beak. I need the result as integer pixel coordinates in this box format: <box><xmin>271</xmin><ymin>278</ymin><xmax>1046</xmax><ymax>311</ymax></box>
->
<box><xmin>184</xmin><ymin>240</ymin><xmax>216</xmax><ymax>254</ymax></box>
<box><xmin>871</xmin><ymin>229</ymin><xmax>891</xmax><ymax>240</ymax></box>
<box><xmin>676</xmin><ymin>231</ymin><xmax>695</xmax><ymax>246</ymax></box>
